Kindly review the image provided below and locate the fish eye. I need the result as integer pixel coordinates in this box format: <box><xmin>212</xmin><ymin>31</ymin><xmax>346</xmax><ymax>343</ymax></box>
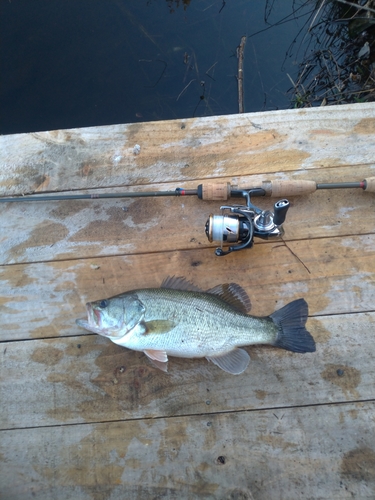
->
<box><xmin>99</xmin><ymin>300</ymin><xmax>109</xmax><ymax>308</ymax></box>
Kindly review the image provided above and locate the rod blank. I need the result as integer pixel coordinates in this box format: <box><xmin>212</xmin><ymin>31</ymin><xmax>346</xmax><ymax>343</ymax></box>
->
<box><xmin>0</xmin><ymin>178</ymin><xmax>374</xmax><ymax>203</ymax></box>
<box><xmin>0</xmin><ymin>189</ymin><xmax>189</xmax><ymax>203</ymax></box>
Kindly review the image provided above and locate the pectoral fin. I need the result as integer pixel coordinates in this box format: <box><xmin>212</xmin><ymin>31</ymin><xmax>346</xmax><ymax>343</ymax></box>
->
<box><xmin>144</xmin><ymin>320</ymin><xmax>175</xmax><ymax>335</ymax></box>
<box><xmin>144</xmin><ymin>349</ymin><xmax>169</xmax><ymax>372</ymax></box>
<box><xmin>206</xmin><ymin>348</ymin><xmax>250</xmax><ymax>375</ymax></box>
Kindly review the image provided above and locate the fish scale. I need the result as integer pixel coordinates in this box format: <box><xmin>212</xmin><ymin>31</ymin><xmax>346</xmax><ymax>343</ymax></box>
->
<box><xmin>76</xmin><ymin>277</ymin><xmax>316</xmax><ymax>375</ymax></box>
<box><xmin>118</xmin><ymin>288</ymin><xmax>276</xmax><ymax>358</ymax></box>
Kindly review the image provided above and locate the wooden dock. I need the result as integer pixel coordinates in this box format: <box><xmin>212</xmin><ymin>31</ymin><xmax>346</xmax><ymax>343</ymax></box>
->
<box><xmin>1</xmin><ymin>103</ymin><xmax>374</xmax><ymax>499</ymax></box>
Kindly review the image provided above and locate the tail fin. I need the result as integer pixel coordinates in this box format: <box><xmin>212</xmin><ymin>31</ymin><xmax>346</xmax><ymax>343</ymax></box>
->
<box><xmin>270</xmin><ymin>299</ymin><xmax>316</xmax><ymax>353</ymax></box>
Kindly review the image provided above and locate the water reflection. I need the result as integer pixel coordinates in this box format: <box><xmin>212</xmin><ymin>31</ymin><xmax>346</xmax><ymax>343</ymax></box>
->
<box><xmin>0</xmin><ymin>0</ymin><xmax>373</xmax><ymax>134</ymax></box>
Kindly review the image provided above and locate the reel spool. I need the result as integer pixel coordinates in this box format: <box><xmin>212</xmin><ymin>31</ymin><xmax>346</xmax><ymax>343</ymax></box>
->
<box><xmin>205</xmin><ymin>190</ymin><xmax>290</xmax><ymax>256</ymax></box>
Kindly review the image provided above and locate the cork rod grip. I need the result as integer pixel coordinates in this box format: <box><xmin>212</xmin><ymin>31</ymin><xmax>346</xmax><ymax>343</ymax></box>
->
<box><xmin>199</xmin><ymin>182</ymin><xmax>231</xmax><ymax>201</ymax></box>
<box><xmin>261</xmin><ymin>180</ymin><xmax>317</xmax><ymax>197</ymax></box>
<box><xmin>364</xmin><ymin>177</ymin><xmax>375</xmax><ymax>193</ymax></box>
<box><xmin>198</xmin><ymin>177</ymin><xmax>374</xmax><ymax>200</ymax></box>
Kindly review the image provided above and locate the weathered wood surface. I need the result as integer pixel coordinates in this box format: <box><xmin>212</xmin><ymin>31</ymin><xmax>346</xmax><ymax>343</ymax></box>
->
<box><xmin>0</xmin><ymin>102</ymin><xmax>374</xmax><ymax>265</ymax></box>
<box><xmin>1</xmin><ymin>103</ymin><xmax>375</xmax><ymax>499</ymax></box>
<box><xmin>1</xmin><ymin>311</ymin><xmax>374</xmax><ymax>429</ymax></box>
<box><xmin>1</xmin><ymin>403</ymin><xmax>374</xmax><ymax>500</ymax></box>
<box><xmin>1</xmin><ymin>165</ymin><xmax>375</xmax><ymax>265</ymax></box>
<box><xmin>1</xmin><ymin>103</ymin><xmax>374</xmax><ymax>197</ymax></box>
<box><xmin>1</xmin><ymin>234</ymin><xmax>374</xmax><ymax>341</ymax></box>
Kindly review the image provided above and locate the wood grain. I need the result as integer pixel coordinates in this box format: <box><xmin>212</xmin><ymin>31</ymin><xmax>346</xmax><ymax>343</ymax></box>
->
<box><xmin>1</xmin><ymin>233</ymin><xmax>374</xmax><ymax>342</ymax></box>
<box><xmin>0</xmin><ymin>165</ymin><xmax>374</xmax><ymax>265</ymax></box>
<box><xmin>0</xmin><ymin>103</ymin><xmax>374</xmax><ymax>197</ymax></box>
<box><xmin>1</xmin><ymin>311</ymin><xmax>374</xmax><ymax>430</ymax></box>
<box><xmin>1</xmin><ymin>402</ymin><xmax>374</xmax><ymax>499</ymax></box>
<box><xmin>1</xmin><ymin>103</ymin><xmax>375</xmax><ymax>499</ymax></box>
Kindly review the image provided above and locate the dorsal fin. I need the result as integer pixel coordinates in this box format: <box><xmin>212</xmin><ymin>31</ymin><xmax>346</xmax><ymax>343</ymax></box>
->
<box><xmin>161</xmin><ymin>276</ymin><xmax>203</xmax><ymax>292</ymax></box>
<box><xmin>207</xmin><ymin>283</ymin><xmax>251</xmax><ymax>314</ymax></box>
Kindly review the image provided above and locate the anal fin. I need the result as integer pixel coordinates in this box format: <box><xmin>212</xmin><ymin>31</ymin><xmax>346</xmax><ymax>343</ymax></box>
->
<box><xmin>144</xmin><ymin>349</ymin><xmax>169</xmax><ymax>373</ymax></box>
<box><xmin>206</xmin><ymin>348</ymin><xmax>250</xmax><ymax>375</ymax></box>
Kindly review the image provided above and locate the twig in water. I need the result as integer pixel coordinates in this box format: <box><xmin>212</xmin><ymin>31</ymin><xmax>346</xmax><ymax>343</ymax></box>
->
<box><xmin>193</xmin><ymin>81</ymin><xmax>206</xmax><ymax>117</ymax></box>
<box><xmin>177</xmin><ymin>79</ymin><xmax>196</xmax><ymax>101</ymax></box>
<box><xmin>219</xmin><ymin>0</ymin><xmax>226</xmax><ymax>13</ymax></box>
<box><xmin>205</xmin><ymin>61</ymin><xmax>218</xmax><ymax>81</ymax></box>
<box><xmin>308</xmin><ymin>0</ymin><xmax>327</xmax><ymax>33</ymax></box>
<box><xmin>334</xmin><ymin>0</ymin><xmax>375</xmax><ymax>15</ymax></box>
<box><xmin>139</xmin><ymin>59</ymin><xmax>167</xmax><ymax>88</ymax></box>
<box><xmin>237</xmin><ymin>36</ymin><xmax>247</xmax><ymax>113</ymax></box>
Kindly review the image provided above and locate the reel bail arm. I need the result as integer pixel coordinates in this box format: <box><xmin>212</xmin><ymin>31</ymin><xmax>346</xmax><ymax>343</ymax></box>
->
<box><xmin>205</xmin><ymin>189</ymin><xmax>290</xmax><ymax>256</ymax></box>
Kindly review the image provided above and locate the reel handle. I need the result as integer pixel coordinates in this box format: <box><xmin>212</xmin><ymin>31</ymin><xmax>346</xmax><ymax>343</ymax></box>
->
<box><xmin>273</xmin><ymin>199</ymin><xmax>290</xmax><ymax>226</ymax></box>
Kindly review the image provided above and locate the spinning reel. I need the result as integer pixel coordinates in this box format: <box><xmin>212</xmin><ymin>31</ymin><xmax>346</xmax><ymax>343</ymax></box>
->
<box><xmin>205</xmin><ymin>189</ymin><xmax>290</xmax><ymax>256</ymax></box>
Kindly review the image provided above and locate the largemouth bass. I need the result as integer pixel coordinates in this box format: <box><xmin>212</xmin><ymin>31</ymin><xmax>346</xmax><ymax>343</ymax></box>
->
<box><xmin>76</xmin><ymin>276</ymin><xmax>316</xmax><ymax>374</ymax></box>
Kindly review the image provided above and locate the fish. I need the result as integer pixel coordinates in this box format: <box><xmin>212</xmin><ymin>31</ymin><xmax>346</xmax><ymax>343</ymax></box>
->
<box><xmin>76</xmin><ymin>276</ymin><xmax>316</xmax><ymax>375</ymax></box>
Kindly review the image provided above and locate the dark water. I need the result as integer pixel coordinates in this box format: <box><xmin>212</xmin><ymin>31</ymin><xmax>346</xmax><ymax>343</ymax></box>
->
<box><xmin>0</xmin><ymin>0</ymin><xmax>314</xmax><ymax>135</ymax></box>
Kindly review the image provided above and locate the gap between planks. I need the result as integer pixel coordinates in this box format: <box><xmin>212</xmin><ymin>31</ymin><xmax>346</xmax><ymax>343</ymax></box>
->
<box><xmin>1</xmin><ymin>231</ymin><xmax>374</xmax><ymax>268</ymax></box>
<box><xmin>1</xmin><ymin>398</ymin><xmax>374</xmax><ymax>433</ymax></box>
<box><xmin>1</xmin><ymin>307</ymin><xmax>375</xmax><ymax>346</ymax></box>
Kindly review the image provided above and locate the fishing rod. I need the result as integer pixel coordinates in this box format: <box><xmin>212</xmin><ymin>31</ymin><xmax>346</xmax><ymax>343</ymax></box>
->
<box><xmin>1</xmin><ymin>177</ymin><xmax>374</xmax><ymax>256</ymax></box>
<box><xmin>1</xmin><ymin>178</ymin><xmax>374</xmax><ymax>202</ymax></box>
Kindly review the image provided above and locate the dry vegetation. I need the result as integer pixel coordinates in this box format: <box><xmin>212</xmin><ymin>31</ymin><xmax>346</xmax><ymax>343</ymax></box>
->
<box><xmin>288</xmin><ymin>0</ymin><xmax>375</xmax><ymax>107</ymax></box>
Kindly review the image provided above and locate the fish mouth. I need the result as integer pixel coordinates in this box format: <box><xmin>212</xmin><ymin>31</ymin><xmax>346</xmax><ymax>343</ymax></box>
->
<box><xmin>76</xmin><ymin>303</ymin><xmax>97</xmax><ymax>332</ymax></box>
<box><xmin>76</xmin><ymin>302</ymin><xmax>125</xmax><ymax>339</ymax></box>
<box><xmin>86</xmin><ymin>302</ymin><xmax>100</xmax><ymax>328</ymax></box>
<box><xmin>91</xmin><ymin>304</ymin><xmax>102</xmax><ymax>326</ymax></box>
<box><xmin>85</xmin><ymin>302</ymin><xmax>120</xmax><ymax>338</ymax></box>
<box><xmin>76</xmin><ymin>318</ymin><xmax>90</xmax><ymax>329</ymax></box>
<box><xmin>75</xmin><ymin>303</ymin><xmax>102</xmax><ymax>332</ymax></box>
<box><xmin>76</xmin><ymin>303</ymin><xmax>112</xmax><ymax>337</ymax></box>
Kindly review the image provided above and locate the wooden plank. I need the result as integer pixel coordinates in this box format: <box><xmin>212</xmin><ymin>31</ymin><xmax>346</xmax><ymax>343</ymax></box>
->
<box><xmin>1</xmin><ymin>102</ymin><xmax>374</xmax><ymax>500</ymax></box>
<box><xmin>1</xmin><ymin>164</ymin><xmax>374</xmax><ymax>264</ymax></box>
<box><xmin>1</xmin><ymin>233</ymin><xmax>374</xmax><ymax>342</ymax></box>
<box><xmin>1</xmin><ymin>402</ymin><xmax>374</xmax><ymax>499</ymax></box>
<box><xmin>1</xmin><ymin>311</ymin><xmax>374</xmax><ymax>429</ymax></box>
<box><xmin>0</xmin><ymin>103</ymin><xmax>374</xmax><ymax>197</ymax></box>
